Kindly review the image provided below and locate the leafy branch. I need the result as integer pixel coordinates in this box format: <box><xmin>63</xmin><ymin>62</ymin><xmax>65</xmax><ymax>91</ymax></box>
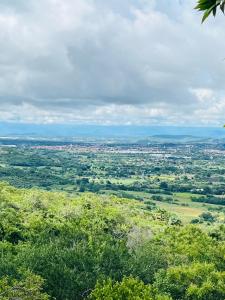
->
<box><xmin>195</xmin><ymin>0</ymin><xmax>225</xmax><ymax>22</ymax></box>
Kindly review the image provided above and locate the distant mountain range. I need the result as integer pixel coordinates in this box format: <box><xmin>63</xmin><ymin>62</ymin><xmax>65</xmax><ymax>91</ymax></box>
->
<box><xmin>0</xmin><ymin>122</ymin><xmax>224</xmax><ymax>139</ymax></box>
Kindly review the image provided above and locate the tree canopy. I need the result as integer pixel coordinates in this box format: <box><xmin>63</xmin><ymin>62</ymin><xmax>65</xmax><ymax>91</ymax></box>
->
<box><xmin>0</xmin><ymin>183</ymin><xmax>224</xmax><ymax>299</ymax></box>
<box><xmin>195</xmin><ymin>0</ymin><xmax>225</xmax><ymax>22</ymax></box>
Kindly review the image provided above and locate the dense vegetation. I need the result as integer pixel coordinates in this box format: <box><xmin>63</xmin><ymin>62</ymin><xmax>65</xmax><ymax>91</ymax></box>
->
<box><xmin>0</xmin><ymin>182</ymin><xmax>225</xmax><ymax>299</ymax></box>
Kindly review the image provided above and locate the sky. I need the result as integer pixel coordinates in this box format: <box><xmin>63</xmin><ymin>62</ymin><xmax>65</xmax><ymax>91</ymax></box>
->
<box><xmin>0</xmin><ymin>0</ymin><xmax>225</xmax><ymax>126</ymax></box>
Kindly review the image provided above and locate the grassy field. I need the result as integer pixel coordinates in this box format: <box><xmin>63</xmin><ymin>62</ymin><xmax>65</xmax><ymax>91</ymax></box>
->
<box><xmin>102</xmin><ymin>189</ymin><xmax>224</xmax><ymax>225</ymax></box>
<box><xmin>156</xmin><ymin>202</ymin><xmax>204</xmax><ymax>223</ymax></box>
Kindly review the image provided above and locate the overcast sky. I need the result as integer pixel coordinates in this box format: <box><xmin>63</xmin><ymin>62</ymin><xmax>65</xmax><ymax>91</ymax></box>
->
<box><xmin>0</xmin><ymin>0</ymin><xmax>225</xmax><ymax>126</ymax></box>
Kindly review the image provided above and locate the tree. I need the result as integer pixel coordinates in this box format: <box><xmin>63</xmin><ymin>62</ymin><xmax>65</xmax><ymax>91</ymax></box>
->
<box><xmin>0</xmin><ymin>271</ymin><xmax>49</xmax><ymax>300</ymax></box>
<box><xmin>199</xmin><ymin>212</ymin><xmax>216</xmax><ymax>223</ymax></box>
<box><xmin>89</xmin><ymin>277</ymin><xmax>171</xmax><ymax>300</ymax></box>
<box><xmin>195</xmin><ymin>0</ymin><xmax>225</xmax><ymax>22</ymax></box>
<box><xmin>159</xmin><ymin>181</ymin><xmax>168</xmax><ymax>190</ymax></box>
<box><xmin>154</xmin><ymin>263</ymin><xmax>225</xmax><ymax>300</ymax></box>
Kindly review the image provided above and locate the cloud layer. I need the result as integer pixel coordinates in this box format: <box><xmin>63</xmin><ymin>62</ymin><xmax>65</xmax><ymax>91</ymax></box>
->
<box><xmin>0</xmin><ymin>0</ymin><xmax>225</xmax><ymax>125</ymax></box>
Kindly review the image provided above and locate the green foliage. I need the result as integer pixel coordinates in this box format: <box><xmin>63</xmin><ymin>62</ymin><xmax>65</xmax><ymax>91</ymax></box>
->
<box><xmin>0</xmin><ymin>182</ymin><xmax>224</xmax><ymax>299</ymax></box>
<box><xmin>154</xmin><ymin>263</ymin><xmax>225</xmax><ymax>300</ymax></box>
<box><xmin>128</xmin><ymin>240</ymin><xmax>168</xmax><ymax>284</ymax></box>
<box><xmin>0</xmin><ymin>271</ymin><xmax>49</xmax><ymax>300</ymax></box>
<box><xmin>199</xmin><ymin>212</ymin><xmax>216</xmax><ymax>223</ymax></box>
<box><xmin>89</xmin><ymin>277</ymin><xmax>171</xmax><ymax>300</ymax></box>
<box><xmin>195</xmin><ymin>0</ymin><xmax>225</xmax><ymax>22</ymax></box>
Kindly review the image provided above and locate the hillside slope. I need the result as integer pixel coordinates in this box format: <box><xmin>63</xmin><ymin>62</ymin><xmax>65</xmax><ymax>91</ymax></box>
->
<box><xmin>0</xmin><ymin>182</ymin><xmax>224</xmax><ymax>299</ymax></box>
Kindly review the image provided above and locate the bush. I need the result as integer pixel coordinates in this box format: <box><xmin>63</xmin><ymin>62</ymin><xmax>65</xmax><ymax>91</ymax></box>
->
<box><xmin>0</xmin><ymin>271</ymin><xmax>49</xmax><ymax>300</ymax></box>
<box><xmin>89</xmin><ymin>277</ymin><xmax>171</xmax><ymax>300</ymax></box>
<box><xmin>154</xmin><ymin>263</ymin><xmax>225</xmax><ymax>300</ymax></box>
<box><xmin>199</xmin><ymin>212</ymin><xmax>216</xmax><ymax>223</ymax></box>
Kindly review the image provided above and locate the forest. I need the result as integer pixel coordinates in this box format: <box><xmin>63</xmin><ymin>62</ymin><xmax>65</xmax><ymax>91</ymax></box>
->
<box><xmin>0</xmin><ymin>181</ymin><xmax>225</xmax><ymax>299</ymax></box>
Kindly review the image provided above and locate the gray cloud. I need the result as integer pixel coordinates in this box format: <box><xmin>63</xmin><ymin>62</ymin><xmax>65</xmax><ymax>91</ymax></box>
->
<box><xmin>0</xmin><ymin>0</ymin><xmax>224</xmax><ymax>125</ymax></box>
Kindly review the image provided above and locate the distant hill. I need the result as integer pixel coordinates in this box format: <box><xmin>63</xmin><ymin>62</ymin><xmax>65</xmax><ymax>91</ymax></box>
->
<box><xmin>144</xmin><ymin>135</ymin><xmax>214</xmax><ymax>143</ymax></box>
<box><xmin>0</xmin><ymin>122</ymin><xmax>224</xmax><ymax>139</ymax></box>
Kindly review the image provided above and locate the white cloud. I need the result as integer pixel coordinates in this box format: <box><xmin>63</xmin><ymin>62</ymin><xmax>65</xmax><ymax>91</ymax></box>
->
<box><xmin>0</xmin><ymin>0</ymin><xmax>224</xmax><ymax>125</ymax></box>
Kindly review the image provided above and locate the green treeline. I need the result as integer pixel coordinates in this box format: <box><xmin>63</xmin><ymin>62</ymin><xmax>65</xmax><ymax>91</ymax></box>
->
<box><xmin>192</xmin><ymin>195</ymin><xmax>225</xmax><ymax>205</ymax></box>
<box><xmin>0</xmin><ymin>182</ymin><xmax>224</xmax><ymax>299</ymax></box>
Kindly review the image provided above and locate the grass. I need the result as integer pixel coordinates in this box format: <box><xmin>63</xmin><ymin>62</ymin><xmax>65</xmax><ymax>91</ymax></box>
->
<box><xmin>149</xmin><ymin>175</ymin><xmax>177</xmax><ymax>181</ymax></box>
<box><xmin>156</xmin><ymin>202</ymin><xmax>204</xmax><ymax>223</ymax></box>
<box><xmin>102</xmin><ymin>189</ymin><xmax>222</xmax><ymax>224</ymax></box>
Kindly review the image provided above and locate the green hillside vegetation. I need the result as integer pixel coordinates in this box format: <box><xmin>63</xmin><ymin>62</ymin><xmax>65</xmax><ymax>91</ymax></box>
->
<box><xmin>1</xmin><ymin>145</ymin><xmax>225</xmax><ymax>226</ymax></box>
<box><xmin>0</xmin><ymin>182</ymin><xmax>224</xmax><ymax>299</ymax></box>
